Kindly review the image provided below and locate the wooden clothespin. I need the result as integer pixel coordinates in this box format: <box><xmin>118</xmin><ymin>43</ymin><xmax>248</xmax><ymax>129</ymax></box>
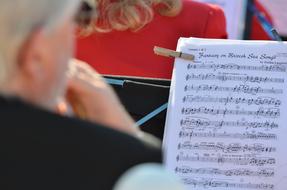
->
<box><xmin>154</xmin><ymin>46</ymin><xmax>195</xmax><ymax>61</ymax></box>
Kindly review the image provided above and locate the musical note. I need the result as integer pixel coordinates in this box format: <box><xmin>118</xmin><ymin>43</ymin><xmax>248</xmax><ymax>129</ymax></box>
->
<box><xmin>185</xmin><ymin>73</ymin><xmax>284</xmax><ymax>84</ymax></box>
<box><xmin>175</xmin><ymin>167</ymin><xmax>275</xmax><ymax>177</ymax></box>
<box><xmin>182</xmin><ymin>95</ymin><xmax>281</xmax><ymax>107</ymax></box>
<box><xmin>181</xmin><ymin>107</ymin><xmax>280</xmax><ymax>118</ymax></box>
<box><xmin>180</xmin><ymin>118</ymin><xmax>278</xmax><ymax>131</ymax></box>
<box><xmin>184</xmin><ymin>84</ymin><xmax>283</xmax><ymax>95</ymax></box>
<box><xmin>187</xmin><ymin>63</ymin><xmax>286</xmax><ymax>73</ymax></box>
<box><xmin>182</xmin><ymin>178</ymin><xmax>274</xmax><ymax>189</ymax></box>
<box><xmin>176</xmin><ymin>153</ymin><xmax>276</xmax><ymax>166</ymax></box>
<box><xmin>177</xmin><ymin>142</ymin><xmax>276</xmax><ymax>153</ymax></box>
<box><xmin>178</xmin><ymin>131</ymin><xmax>277</xmax><ymax>140</ymax></box>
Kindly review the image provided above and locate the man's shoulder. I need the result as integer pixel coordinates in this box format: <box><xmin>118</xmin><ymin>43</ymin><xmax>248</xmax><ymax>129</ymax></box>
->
<box><xmin>39</xmin><ymin>106</ymin><xmax>162</xmax><ymax>159</ymax></box>
<box><xmin>62</xmin><ymin>115</ymin><xmax>162</xmax><ymax>157</ymax></box>
<box><xmin>0</xmin><ymin>97</ymin><xmax>161</xmax><ymax>162</ymax></box>
<box><xmin>0</xmin><ymin>97</ymin><xmax>162</xmax><ymax>189</ymax></box>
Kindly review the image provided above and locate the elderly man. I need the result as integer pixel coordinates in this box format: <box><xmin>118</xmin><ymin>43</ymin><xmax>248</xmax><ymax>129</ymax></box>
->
<box><xmin>0</xmin><ymin>0</ymin><xmax>161</xmax><ymax>189</ymax></box>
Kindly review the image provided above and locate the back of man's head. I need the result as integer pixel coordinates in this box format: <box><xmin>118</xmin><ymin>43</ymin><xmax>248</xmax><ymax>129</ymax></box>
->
<box><xmin>0</xmin><ymin>0</ymin><xmax>79</xmax><ymax>86</ymax></box>
<box><xmin>0</xmin><ymin>0</ymin><xmax>81</xmax><ymax>108</ymax></box>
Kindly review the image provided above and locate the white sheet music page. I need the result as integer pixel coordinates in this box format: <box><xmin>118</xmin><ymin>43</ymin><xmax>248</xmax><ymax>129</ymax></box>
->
<box><xmin>163</xmin><ymin>37</ymin><xmax>287</xmax><ymax>190</ymax></box>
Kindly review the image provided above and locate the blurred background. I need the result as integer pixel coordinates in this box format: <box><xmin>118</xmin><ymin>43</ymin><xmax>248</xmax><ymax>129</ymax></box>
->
<box><xmin>196</xmin><ymin>0</ymin><xmax>287</xmax><ymax>40</ymax></box>
<box><xmin>259</xmin><ymin>0</ymin><xmax>287</xmax><ymax>39</ymax></box>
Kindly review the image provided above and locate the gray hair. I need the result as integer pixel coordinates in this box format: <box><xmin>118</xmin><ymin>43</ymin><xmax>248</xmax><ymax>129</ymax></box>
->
<box><xmin>0</xmin><ymin>0</ymin><xmax>81</xmax><ymax>86</ymax></box>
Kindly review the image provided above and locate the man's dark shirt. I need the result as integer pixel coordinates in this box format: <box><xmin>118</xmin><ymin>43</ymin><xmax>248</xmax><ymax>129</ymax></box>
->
<box><xmin>0</xmin><ymin>96</ymin><xmax>162</xmax><ymax>190</ymax></box>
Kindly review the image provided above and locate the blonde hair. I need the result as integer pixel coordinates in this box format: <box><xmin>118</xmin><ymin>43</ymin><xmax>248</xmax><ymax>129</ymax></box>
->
<box><xmin>85</xmin><ymin>0</ymin><xmax>182</xmax><ymax>33</ymax></box>
<box><xmin>0</xmin><ymin>0</ymin><xmax>81</xmax><ymax>86</ymax></box>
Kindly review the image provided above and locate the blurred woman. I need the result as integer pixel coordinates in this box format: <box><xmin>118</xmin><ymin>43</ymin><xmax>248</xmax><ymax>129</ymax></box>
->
<box><xmin>76</xmin><ymin>0</ymin><xmax>227</xmax><ymax>79</ymax></box>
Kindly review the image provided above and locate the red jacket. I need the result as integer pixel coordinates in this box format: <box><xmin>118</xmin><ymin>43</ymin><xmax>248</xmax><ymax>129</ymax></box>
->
<box><xmin>76</xmin><ymin>0</ymin><xmax>227</xmax><ymax>79</ymax></box>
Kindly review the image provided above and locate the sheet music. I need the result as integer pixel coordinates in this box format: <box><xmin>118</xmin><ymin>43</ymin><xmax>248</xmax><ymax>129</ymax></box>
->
<box><xmin>163</xmin><ymin>38</ymin><xmax>287</xmax><ymax>190</ymax></box>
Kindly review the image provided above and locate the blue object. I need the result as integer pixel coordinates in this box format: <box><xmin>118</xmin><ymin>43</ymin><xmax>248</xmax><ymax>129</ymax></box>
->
<box><xmin>136</xmin><ymin>103</ymin><xmax>168</xmax><ymax>126</ymax></box>
<box><xmin>106</xmin><ymin>77</ymin><xmax>169</xmax><ymax>127</ymax></box>
<box><xmin>106</xmin><ymin>78</ymin><xmax>125</xmax><ymax>86</ymax></box>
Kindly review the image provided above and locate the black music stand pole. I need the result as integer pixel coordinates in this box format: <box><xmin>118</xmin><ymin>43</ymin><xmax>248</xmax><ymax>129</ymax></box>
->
<box><xmin>243</xmin><ymin>0</ymin><xmax>255</xmax><ymax>40</ymax></box>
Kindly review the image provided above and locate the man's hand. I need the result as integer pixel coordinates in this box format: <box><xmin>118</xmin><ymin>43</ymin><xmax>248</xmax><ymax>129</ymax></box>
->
<box><xmin>65</xmin><ymin>59</ymin><xmax>140</xmax><ymax>136</ymax></box>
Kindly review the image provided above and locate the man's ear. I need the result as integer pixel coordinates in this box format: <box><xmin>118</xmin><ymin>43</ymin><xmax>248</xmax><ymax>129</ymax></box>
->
<box><xmin>17</xmin><ymin>29</ymin><xmax>50</xmax><ymax>82</ymax></box>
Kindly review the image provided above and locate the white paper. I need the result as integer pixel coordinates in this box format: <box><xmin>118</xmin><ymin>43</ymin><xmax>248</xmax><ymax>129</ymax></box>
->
<box><xmin>195</xmin><ymin>0</ymin><xmax>247</xmax><ymax>39</ymax></box>
<box><xmin>163</xmin><ymin>37</ymin><xmax>287</xmax><ymax>190</ymax></box>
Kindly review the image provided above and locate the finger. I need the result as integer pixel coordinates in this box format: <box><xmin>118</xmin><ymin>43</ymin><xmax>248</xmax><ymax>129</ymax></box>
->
<box><xmin>65</xmin><ymin>85</ymin><xmax>88</xmax><ymax>119</ymax></box>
